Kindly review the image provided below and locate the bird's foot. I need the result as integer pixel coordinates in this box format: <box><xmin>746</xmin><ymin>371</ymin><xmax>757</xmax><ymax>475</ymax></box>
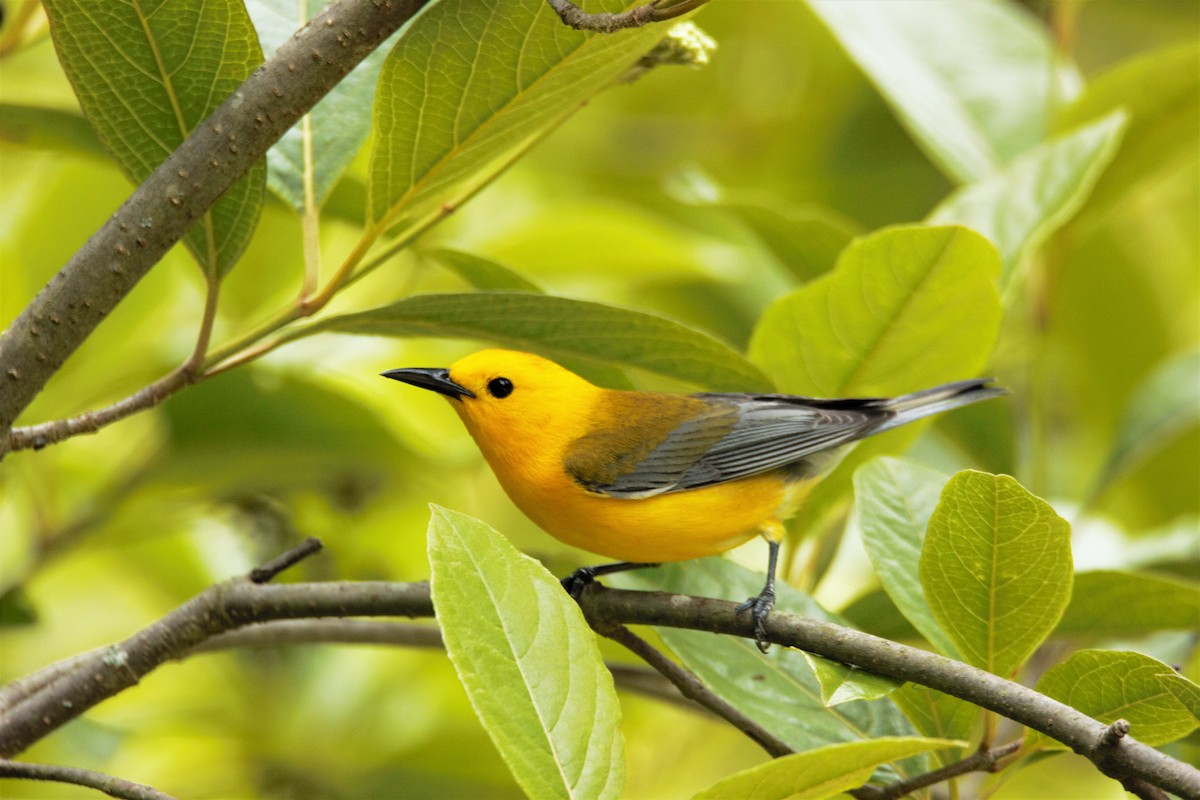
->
<box><xmin>561</xmin><ymin>565</ymin><xmax>601</xmax><ymax>599</ymax></box>
<box><xmin>560</xmin><ymin>561</ymin><xmax>661</xmax><ymax>599</ymax></box>
<box><xmin>735</xmin><ymin>586</ymin><xmax>776</xmax><ymax>653</ymax></box>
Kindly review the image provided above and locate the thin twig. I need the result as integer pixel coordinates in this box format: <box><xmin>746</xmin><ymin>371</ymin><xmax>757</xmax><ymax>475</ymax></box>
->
<box><xmin>248</xmin><ymin>537</ymin><xmax>324</xmax><ymax>583</ymax></box>
<box><xmin>854</xmin><ymin>741</ymin><xmax>1022</xmax><ymax>800</ymax></box>
<box><xmin>595</xmin><ymin>621</ymin><xmax>794</xmax><ymax>758</ymax></box>
<box><xmin>8</xmin><ymin>367</ymin><xmax>195</xmax><ymax>451</ymax></box>
<box><xmin>0</xmin><ymin>759</ymin><xmax>176</xmax><ymax>800</ymax></box>
<box><xmin>545</xmin><ymin>0</ymin><xmax>707</xmax><ymax>32</ymax></box>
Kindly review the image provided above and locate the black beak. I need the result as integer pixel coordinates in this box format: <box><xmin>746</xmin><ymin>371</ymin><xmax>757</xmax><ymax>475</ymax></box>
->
<box><xmin>381</xmin><ymin>368</ymin><xmax>475</xmax><ymax>399</ymax></box>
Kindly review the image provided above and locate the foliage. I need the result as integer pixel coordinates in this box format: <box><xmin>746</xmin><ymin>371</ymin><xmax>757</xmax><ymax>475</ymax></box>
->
<box><xmin>1</xmin><ymin>0</ymin><xmax>1197</xmax><ymax>798</ymax></box>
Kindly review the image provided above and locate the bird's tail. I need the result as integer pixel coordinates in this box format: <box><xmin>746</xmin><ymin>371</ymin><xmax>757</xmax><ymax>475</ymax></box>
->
<box><xmin>875</xmin><ymin>378</ymin><xmax>1007</xmax><ymax>434</ymax></box>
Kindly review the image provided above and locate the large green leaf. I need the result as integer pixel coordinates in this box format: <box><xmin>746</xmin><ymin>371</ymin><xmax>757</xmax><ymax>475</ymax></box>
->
<box><xmin>852</xmin><ymin>458</ymin><xmax>958</xmax><ymax>657</ymax></box>
<box><xmin>749</xmin><ymin>225</ymin><xmax>1002</xmax><ymax>532</ymax></box>
<box><xmin>1092</xmin><ymin>348</ymin><xmax>1200</xmax><ymax>497</ymax></box>
<box><xmin>428</xmin><ymin>506</ymin><xmax>624</xmax><ymax>800</ymax></box>
<box><xmin>1055</xmin><ymin>43</ymin><xmax>1200</xmax><ymax>222</ymax></box>
<box><xmin>614</xmin><ymin>560</ymin><xmax>919</xmax><ymax>761</ymax></box>
<box><xmin>929</xmin><ymin>111</ymin><xmax>1127</xmax><ymax>291</ymax></box>
<box><xmin>298</xmin><ymin>292</ymin><xmax>770</xmax><ymax>391</ymax></box>
<box><xmin>1056</xmin><ymin>570</ymin><xmax>1200</xmax><ymax>638</ymax></box>
<box><xmin>692</xmin><ymin>737</ymin><xmax>963</xmax><ymax>800</ymax></box>
<box><xmin>246</xmin><ymin>0</ymin><xmax>395</xmax><ymax>211</ymax></box>
<box><xmin>367</xmin><ymin>0</ymin><xmax>671</xmax><ymax>234</ymax></box>
<box><xmin>749</xmin><ymin>225</ymin><xmax>1000</xmax><ymax>397</ymax></box>
<box><xmin>1031</xmin><ymin>650</ymin><xmax>1200</xmax><ymax>748</ymax></box>
<box><xmin>920</xmin><ymin>471</ymin><xmax>1072</xmax><ymax>677</ymax></box>
<box><xmin>43</xmin><ymin>0</ymin><xmax>265</xmax><ymax>278</ymax></box>
<box><xmin>806</xmin><ymin>0</ymin><xmax>1080</xmax><ymax>183</ymax></box>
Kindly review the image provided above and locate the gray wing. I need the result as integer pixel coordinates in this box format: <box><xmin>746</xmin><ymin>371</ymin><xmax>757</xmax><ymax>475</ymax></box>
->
<box><xmin>583</xmin><ymin>394</ymin><xmax>890</xmax><ymax>498</ymax></box>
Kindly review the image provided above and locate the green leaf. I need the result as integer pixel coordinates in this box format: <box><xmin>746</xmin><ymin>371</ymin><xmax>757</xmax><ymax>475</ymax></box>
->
<box><xmin>801</xmin><ymin>654</ymin><xmax>904</xmax><ymax>706</ymax></box>
<box><xmin>367</xmin><ymin>0</ymin><xmax>669</xmax><ymax>234</ymax></box>
<box><xmin>43</xmin><ymin>0</ymin><xmax>265</xmax><ymax>278</ymax></box>
<box><xmin>1055</xmin><ymin>43</ymin><xmax>1200</xmax><ymax>221</ymax></box>
<box><xmin>1093</xmin><ymin>348</ymin><xmax>1200</xmax><ymax>496</ymax></box>
<box><xmin>853</xmin><ymin>458</ymin><xmax>958</xmax><ymax>657</ymax></box>
<box><xmin>614</xmin><ymin>559</ymin><xmax>919</xmax><ymax>759</ymax></box>
<box><xmin>929</xmin><ymin>112</ymin><xmax>1127</xmax><ymax>291</ymax></box>
<box><xmin>428</xmin><ymin>506</ymin><xmax>624</xmax><ymax>800</ymax></box>
<box><xmin>246</xmin><ymin>0</ymin><xmax>394</xmax><ymax>211</ymax></box>
<box><xmin>300</xmin><ymin>292</ymin><xmax>770</xmax><ymax>391</ymax></box>
<box><xmin>691</xmin><ymin>737</ymin><xmax>964</xmax><ymax>800</ymax></box>
<box><xmin>748</xmin><ymin>225</ymin><xmax>1002</xmax><ymax>533</ymax></box>
<box><xmin>920</xmin><ymin>471</ymin><xmax>1073</xmax><ymax>677</ymax></box>
<box><xmin>668</xmin><ymin>167</ymin><xmax>863</xmax><ymax>282</ymax></box>
<box><xmin>890</xmin><ymin>684</ymin><xmax>978</xmax><ymax>744</ymax></box>
<box><xmin>806</xmin><ymin>0</ymin><xmax>1080</xmax><ymax>183</ymax></box>
<box><xmin>1031</xmin><ymin>650</ymin><xmax>1200</xmax><ymax>748</ymax></box>
<box><xmin>749</xmin><ymin>225</ymin><xmax>1001</xmax><ymax>398</ymax></box>
<box><xmin>422</xmin><ymin>248</ymin><xmax>544</xmax><ymax>293</ymax></box>
<box><xmin>1056</xmin><ymin>570</ymin><xmax>1200</xmax><ymax>637</ymax></box>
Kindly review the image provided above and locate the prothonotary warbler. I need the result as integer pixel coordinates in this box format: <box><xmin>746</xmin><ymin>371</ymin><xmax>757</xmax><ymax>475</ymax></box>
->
<box><xmin>383</xmin><ymin>348</ymin><xmax>1004</xmax><ymax>649</ymax></box>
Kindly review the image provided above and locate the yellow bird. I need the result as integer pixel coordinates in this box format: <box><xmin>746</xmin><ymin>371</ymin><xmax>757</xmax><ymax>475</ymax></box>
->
<box><xmin>384</xmin><ymin>348</ymin><xmax>1003</xmax><ymax>648</ymax></box>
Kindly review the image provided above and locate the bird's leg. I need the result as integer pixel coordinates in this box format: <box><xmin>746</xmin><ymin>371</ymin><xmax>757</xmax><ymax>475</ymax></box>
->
<box><xmin>561</xmin><ymin>561</ymin><xmax>661</xmax><ymax>598</ymax></box>
<box><xmin>735</xmin><ymin>538</ymin><xmax>780</xmax><ymax>653</ymax></box>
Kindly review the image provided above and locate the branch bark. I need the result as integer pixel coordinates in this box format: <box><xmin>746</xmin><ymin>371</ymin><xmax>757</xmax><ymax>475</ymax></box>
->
<box><xmin>0</xmin><ymin>0</ymin><xmax>432</xmax><ymax>453</ymax></box>
<box><xmin>2</xmin><ymin>580</ymin><xmax>1197</xmax><ymax>798</ymax></box>
<box><xmin>0</xmin><ymin>759</ymin><xmax>175</xmax><ymax>800</ymax></box>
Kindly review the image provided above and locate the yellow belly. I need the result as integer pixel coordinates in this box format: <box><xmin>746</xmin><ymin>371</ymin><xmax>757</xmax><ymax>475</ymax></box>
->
<box><xmin>497</xmin><ymin>467</ymin><xmax>804</xmax><ymax>563</ymax></box>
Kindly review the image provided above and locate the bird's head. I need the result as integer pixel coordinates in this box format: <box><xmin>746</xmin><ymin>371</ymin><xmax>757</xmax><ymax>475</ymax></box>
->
<box><xmin>382</xmin><ymin>349</ymin><xmax>599</xmax><ymax>457</ymax></box>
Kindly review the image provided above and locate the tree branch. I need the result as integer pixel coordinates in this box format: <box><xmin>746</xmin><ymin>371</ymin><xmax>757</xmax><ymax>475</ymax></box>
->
<box><xmin>545</xmin><ymin>0</ymin><xmax>708</xmax><ymax>32</ymax></box>
<box><xmin>853</xmin><ymin>741</ymin><xmax>1021</xmax><ymax>800</ymax></box>
<box><xmin>3</xmin><ymin>580</ymin><xmax>1198</xmax><ymax>799</ymax></box>
<box><xmin>0</xmin><ymin>759</ymin><xmax>175</xmax><ymax>800</ymax></box>
<box><xmin>579</xmin><ymin>587</ymin><xmax>1200</xmax><ymax>800</ymax></box>
<box><xmin>0</xmin><ymin>0</ymin><xmax>433</xmax><ymax>453</ymax></box>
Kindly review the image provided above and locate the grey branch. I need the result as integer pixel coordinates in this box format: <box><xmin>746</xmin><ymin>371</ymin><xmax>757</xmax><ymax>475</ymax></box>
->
<box><xmin>2</xmin><ymin>581</ymin><xmax>1198</xmax><ymax>799</ymax></box>
<box><xmin>545</xmin><ymin>0</ymin><xmax>708</xmax><ymax>33</ymax></box>
<box><xmin>0</xmin><ymin>758</ymin><xmax>176</xmax><ymax>800</ymax></box>
<box><xmin>853</xmin><ymin>741</ymin><xmax>1021</xmax><ymax>800</ymax></box>
<box><xmin>0</xmin><ymin>0</ymin><xmax>432</xmax><ymax>453</ymax></box>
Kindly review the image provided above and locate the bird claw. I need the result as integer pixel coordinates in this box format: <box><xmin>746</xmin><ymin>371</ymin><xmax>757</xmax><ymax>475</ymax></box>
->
<box><xmin>735</xmin><ymin>587</ymin><xmax>776</xmax><ymax>653</ymax></box>
<box><xmin>560</xmin><ymin>566</ymin><xmax>599</xmax><ymax>599</ymax></box>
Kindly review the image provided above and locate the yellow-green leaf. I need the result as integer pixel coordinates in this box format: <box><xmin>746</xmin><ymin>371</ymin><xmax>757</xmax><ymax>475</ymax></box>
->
<box><xmin>367</xmin><ymin>0</ymin><xmax>670</xmax><ymax>235</ymax></box>
<box><xmin>428</xmin><ymin>506</ymin><xmax>624</xmax><ymax>800</ymax></box>
<box><xmin>1030</xmin><ymin>650</ymin><xmax>1200</xmax><ymax>748</ymax></box>
<box><xmin>806</xmin><ymin>0</ymin><xmax>1080</xmax><ymax>183</ymax></box>
<box><xmin>853</xmin><ymin>458</ymin><xmax>959</xmax><ymax>657</ymax></box>
<box><xmin>692</xmin><ymin>737</ymin><xmax>964</xmax><ymax>800</ymax></box>
<box><xmin>929</xmin><ymin>111</ymin><xmax>1127</xmax><ymax>292</ymax></box>
<box><xmin>920</xmin><ymin>471</ymin><xmax>1073</xmax><ymax>677</ymax></box>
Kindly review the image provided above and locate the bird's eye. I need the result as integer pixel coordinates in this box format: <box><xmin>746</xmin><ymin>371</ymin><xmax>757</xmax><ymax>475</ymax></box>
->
<box><xmin>487</xmin><ymin>377</ymin><xmax>514</xmax><ymax>399</ymax></box>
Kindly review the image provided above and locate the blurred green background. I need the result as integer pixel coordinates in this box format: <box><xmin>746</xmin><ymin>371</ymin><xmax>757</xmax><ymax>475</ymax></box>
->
<box><xmin>1</xmin><ymin>0</ymin><xmax>1196</xmax><ymax>797</ymax></box>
